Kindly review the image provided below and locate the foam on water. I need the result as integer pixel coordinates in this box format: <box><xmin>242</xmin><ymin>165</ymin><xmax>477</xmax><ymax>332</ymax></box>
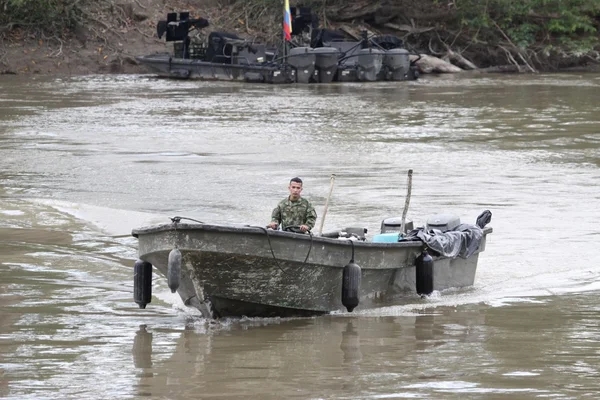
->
<box><xmin>2</xmin><ymin>73</ymin><xmax>599</xmax><ymax>318</ymax></box>
<box><xmin>31</xmin><ymin>198</ymin><xmax>168</xmax><ymax>237</ymax></box>
<box><xmin>13</xmin><ymin>192</ymin><xmax>600</xmax><ymax>316</ymax></box>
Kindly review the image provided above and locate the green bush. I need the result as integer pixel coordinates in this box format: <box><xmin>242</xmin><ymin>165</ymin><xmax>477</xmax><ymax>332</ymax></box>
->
<box><xmin>1</xmin><ymin>0</ymin><xmax>80</xmax><ymax>33</ymax></box>
<box><xmin>455</xmin><ymin>0</ymin><xmax>599</xmax><ymax>52</ymax></box>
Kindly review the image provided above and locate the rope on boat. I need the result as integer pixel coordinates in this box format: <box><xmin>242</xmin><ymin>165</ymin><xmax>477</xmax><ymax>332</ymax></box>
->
<box><xmin>171</xmin><ymin>216</ymin><xmax>205</xmax><ymax>224</ymax></box>
<box><xmin>254</xmin><ymin>226</ymin><xmax>314</xmax><ymax>274</ymax></box>
<box><xmin>303</xmin><ymin>230</ymin><xmax>313</xmax><ymax>263</ymax></box>
<box><xmin>166</xmin><ymin>216</ymin><xmax>314</xmax><ymax>274</ymax></box>
<box><xmin>348</xmin><ymin>239</ymin><xmax>355</xmax><ymax>262</ymax></box>
<box><xmin>255</xmin><ymin>226</ymin><xmax>286</xmax><ymax>274</ymax></box>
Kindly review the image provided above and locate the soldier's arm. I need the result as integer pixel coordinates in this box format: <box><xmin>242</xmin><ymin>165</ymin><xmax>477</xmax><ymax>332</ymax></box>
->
<box><xmin>270</xmin><ymin>204</ymin><xmax>282</xmax><ymax>227</ymax></box>
<box><xmin>305</xmin><ymin>202</ymin><xmax>317</xmax><ymax>230</ymax></box>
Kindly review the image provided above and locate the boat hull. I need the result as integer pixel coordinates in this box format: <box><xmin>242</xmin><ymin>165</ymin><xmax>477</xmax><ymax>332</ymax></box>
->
<box><xmin>132</xmin><ymin>223</ymin><xmax>491</xmax><ymax>318</ymax></box>
<box><xmin>136</xmin><ymin>54</ymin><xmax>292</xmax><ymax>83</ymax></box>
<box><xmin>136</xmin><ymin>52</ymin><xmax>416</xmax><ymax>83</ymax></box>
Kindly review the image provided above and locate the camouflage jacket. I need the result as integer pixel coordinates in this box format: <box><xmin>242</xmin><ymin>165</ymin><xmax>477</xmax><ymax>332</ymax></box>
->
<box><xmin>270</xmin><ymin>197</ymin><xmax>317</xmax><ymax>230</ymax></box>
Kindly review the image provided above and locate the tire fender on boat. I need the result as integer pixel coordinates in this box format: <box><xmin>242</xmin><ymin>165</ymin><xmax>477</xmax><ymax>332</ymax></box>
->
<box><xmin>134</xmin><ymin>259</ymin><xmax>153</xmax><ymax>309</ymax></box>
<box><xmin>168</xmin><ymin>248</ymin><xmax>182</xmax><ymax>293</ymax></box>
<box><xmin>342</xmin><ymin>261</ymin><xmax>361</xmax><ymax>312</ymax></box>
<box><xmin>416</xmin><ymin>249</ymin><xmax>434</xmax><ymax>296</ymax></box>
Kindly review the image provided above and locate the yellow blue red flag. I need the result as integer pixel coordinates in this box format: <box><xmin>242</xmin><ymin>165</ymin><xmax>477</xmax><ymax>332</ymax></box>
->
<box><xmin>283</xmin><ymin>0</ymin><xmax>292</xmax><ymax>41</ymax></box>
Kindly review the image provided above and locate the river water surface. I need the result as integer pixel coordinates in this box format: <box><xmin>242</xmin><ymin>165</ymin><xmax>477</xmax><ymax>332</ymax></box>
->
<box><xmin>1</xmin><ymin>73</ymin><xmax>600</xmax><ymax>399</ymax></box>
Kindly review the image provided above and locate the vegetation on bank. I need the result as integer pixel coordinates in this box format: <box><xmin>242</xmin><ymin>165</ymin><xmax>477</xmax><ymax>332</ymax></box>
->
<box><xmin>1</xmin><ymin>0</ymin><xmax>80</xmax><ymax>33</ymax></box>
<box><xmin>1</xmin><ymin>0</ymin><xmax>599</xmax><ymax>72</ymax></box>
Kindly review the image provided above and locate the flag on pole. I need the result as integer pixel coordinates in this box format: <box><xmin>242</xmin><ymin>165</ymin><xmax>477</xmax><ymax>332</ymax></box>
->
<box><xmin>283</xmin><ymin>0</ymin><xmax>292</xmax><ymax>41</ymax></box>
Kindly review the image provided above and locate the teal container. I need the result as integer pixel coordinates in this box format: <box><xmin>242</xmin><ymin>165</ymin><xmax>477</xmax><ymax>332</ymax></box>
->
<box><xmin>372</xmin><ymin>232</ymin><xmax>401</xmax><ymax>243</ymax></box>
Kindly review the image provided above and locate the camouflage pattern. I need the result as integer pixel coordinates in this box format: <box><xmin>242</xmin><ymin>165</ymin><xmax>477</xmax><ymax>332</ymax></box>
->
<box><xmin>271</xmin><ymin>197</ymin><xmax>317</xmax><ymax>230</ymax></box>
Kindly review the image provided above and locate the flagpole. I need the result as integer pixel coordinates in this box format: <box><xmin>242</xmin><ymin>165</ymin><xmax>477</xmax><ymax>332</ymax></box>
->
<box><xmin>283</xmin><ymin>0</ymin><xmax>288</xmax><ymax>62</ymax></box>
<box><xmin>282</xmin><ymin>0</ymin><xmax>286</xmax><ymax>62</ymax></box>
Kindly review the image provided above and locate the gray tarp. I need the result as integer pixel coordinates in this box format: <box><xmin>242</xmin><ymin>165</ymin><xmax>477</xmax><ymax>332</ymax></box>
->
<box><xmin>408</xmin><ymin>224</ymin><xmax>484</xmax><ymax>259</ymax></box>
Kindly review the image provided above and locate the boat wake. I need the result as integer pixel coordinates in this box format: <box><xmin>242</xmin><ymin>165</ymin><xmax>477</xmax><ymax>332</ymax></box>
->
<box><xmin>11</xmin><ymin>198</ymin><xmax>600</xmax><ymax>321</ymax></box>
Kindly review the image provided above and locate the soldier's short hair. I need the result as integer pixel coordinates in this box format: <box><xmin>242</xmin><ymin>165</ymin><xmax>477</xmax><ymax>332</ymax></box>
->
<box><xmin>290</xmin><ymin>177</ymin><xmax>303</xmax><ymax>185</ymax></box>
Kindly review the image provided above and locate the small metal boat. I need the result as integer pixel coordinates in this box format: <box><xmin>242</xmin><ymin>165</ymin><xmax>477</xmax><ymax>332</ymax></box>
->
<box><xmin>131</xmin><ymin>212</ymin><xmax>492</xmax><ymax>319</ymax></box>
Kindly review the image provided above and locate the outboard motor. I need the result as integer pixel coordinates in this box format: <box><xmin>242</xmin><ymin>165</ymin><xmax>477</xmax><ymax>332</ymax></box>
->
<box><xmin>287</xmin><ymin>47</ymin><xmax>316</xmax><ymax>83</ymax></box>
<box><xmin>312</xmin><ymin>47</ymin><xmax>339</xmax><ymax>83</ymax></box>
<box><xmin>380</xmin><ymin>216</ymin><xmax>413</xmax><ymax>234</ymax></box>
<box><xmin>382</xmin><ymin>48</ymin><xmax>410</xmax><ymax>81</ymax></box>
<box><xmin>357</xmin><ymin>48</ymin><xmax>383</xmax><ymax>81</ymax></box>
<box><xmin>425</xmin><ymin>214</ymin><xmax>461</xmax><ymax>232</ymax></box>
<box><xmin>264</xmin><ymin>65</ymin><xmax>296</xmax><ymax>84</ymax></box>
<box><xmin>372</xmin><ymin>217</ymin><xmax>413</xmax><ymax>243</ymax></box>
<box><xmin>407</xmin><ymin>57</ymin><xmax>421</xmax><ymax>81</ymax></box>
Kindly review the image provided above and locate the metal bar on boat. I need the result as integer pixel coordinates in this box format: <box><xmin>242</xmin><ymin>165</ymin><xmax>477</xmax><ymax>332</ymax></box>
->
<box><xmin>400</xmin><ymin>169</ymin><xmax>413</xmax><ymax>235</ymax></box>
<box><xmin>318</xmin><ymin>174</ymin><xmax>336</xmax><ymax>235</ymax></box>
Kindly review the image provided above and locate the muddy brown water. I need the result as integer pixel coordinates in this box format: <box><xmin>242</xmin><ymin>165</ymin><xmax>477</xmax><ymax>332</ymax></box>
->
<box><xmin>1</xmin><ymin>73</ymin><xmax>600</xmax><ymax>399</ymax></box>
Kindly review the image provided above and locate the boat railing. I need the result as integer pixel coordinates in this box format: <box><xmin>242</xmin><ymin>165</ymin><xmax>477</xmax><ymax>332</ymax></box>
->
<box><xmin>173</xmin><ymin>41</ymin><xmax>207</xmax><ymax>59</ymax></box>
<box><xmin>266</xmin><ymin>49</ymin><xmax>340</xmax><ymax>68</ymax></box>
<box><xmin>204</xmin><ymin>52</ymin><xmax>268</xmax><ymax>66</ymax></box>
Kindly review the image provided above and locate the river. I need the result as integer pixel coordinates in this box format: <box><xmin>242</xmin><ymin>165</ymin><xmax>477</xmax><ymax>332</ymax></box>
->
<box><xmin>1</xmin><ymin>73</ymin><xmax>599</xmax><ymax>399</ymax></box>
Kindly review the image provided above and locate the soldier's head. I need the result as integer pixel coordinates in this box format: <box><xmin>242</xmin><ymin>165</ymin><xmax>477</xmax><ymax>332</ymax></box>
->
<box><xmin>288</xmin><ymin>177</ymin><xmax>303</xmax><ymax>201</ymax></box>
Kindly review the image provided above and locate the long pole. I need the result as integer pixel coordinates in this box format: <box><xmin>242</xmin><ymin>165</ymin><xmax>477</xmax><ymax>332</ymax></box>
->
<box><xmin>400</xmin><ymin>169</ymin><xmax>413</xmax><ymax>235</ymax></box>
<box><xmin>318</xmin><ymin>174</ymin><xmax>336</xmax><ymax>235</ymax></box>
<box><xmin>282</xmin><ymin>0</ymin><xmax>287</xmax><ymax>61</ymax></box>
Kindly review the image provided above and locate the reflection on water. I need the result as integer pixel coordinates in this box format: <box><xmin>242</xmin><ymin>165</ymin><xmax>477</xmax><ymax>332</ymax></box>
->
<box><xmin>132</xmin><ymin>325</ymin><xmax>153</xmax><ymax>369</ymax></box>
<box><xmin>340</xmin><ymin>321</ymin><xmax>362</xmax><ymax>365</ymax></box>
<box><xmin>123</xmin><ymin>305</ymin><xmax>600</xmax><ymax>399</ymax></box>
<box><xmin>1</xmin><ymin>73</ymin><xmax>600</xmax><ymax>399</ymax></box>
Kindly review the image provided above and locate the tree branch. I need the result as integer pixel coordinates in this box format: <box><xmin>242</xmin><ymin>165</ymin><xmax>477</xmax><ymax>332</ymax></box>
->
<box><xmin>492</xmin><ymin>19</ymin><xmax>536</xmax><ymax>72</ymax></box>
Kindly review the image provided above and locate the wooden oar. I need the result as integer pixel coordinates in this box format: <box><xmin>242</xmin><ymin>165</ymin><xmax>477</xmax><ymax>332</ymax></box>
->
<box><xmin>317</xmin><ymin>174</ymin><xmax>336</xmax><ymax>236</ymax></box>
<box><xmin>400</xmin><ymin>169</ymin><xmax>413</xmax><ymax>236</ymax></box>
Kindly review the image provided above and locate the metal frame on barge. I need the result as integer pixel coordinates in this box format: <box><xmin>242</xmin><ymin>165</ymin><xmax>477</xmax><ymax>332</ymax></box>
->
<box><xmin>136</xmin><ymin>7</ymin><xmax>420</xmax><ymax>84</ymax></box>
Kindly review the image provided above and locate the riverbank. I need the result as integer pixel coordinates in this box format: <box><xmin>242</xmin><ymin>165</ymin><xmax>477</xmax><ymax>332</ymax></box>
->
<box><xmin>0</xmin><ymin>0</ymin><xmax>259</xmax><ymax>75</ymax></box>
<box><xmin>1</xmin><ymin>0</ymin><xmax>599</xmax><ymax>76</ymax></box>
<box><xmin>0</xmin><ymin>0</ymin><xmax>194</xmax><ymax>75</ymax></box>
<box><xmin>0</xmin><ymin>27</ymin><xmax>158</xmax><ymax>75</ymax></box>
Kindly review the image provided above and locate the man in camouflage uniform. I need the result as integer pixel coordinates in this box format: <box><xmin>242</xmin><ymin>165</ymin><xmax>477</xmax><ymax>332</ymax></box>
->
<box><xmin>268</xmin><ymin>177</ymin><xmax>317</xmax><ymax>233</ymax></box>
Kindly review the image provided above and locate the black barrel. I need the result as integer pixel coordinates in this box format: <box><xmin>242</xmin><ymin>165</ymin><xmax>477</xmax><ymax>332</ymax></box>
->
<box><xmin>167</xmin><ymin>248</ymin><xmax>182</xmax><ymax>293</ymax></box>
<box><xmin>341</xmin><ymin>261</ymin><xmax>361</xmax><ymax>312</ymax></box>
<box><xmin>416</xmin><ymin>250</ymin><xmax>434</xmax><ymax>296</ymax></box>
<box><xmin>133</xmin><ymin>259</ymin><xmax>153</xmax><ymax>309</ymax></box>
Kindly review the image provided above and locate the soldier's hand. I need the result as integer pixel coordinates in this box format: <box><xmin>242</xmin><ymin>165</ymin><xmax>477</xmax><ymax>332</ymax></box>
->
<box><xmin>267</xmin><ymin>222</ymin><xmax>278</xmax><ymax>229</ymax></box>
<box><xmin>300</xmin><ymin>225</ymin><xmax>309</xmax><ymax>232</ymax></box>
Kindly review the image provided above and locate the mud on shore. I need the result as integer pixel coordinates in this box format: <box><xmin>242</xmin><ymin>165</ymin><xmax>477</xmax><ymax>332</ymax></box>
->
<box><xmin>0</xmin><ymin>0</ymin><xmax>260</xmax><ymax>76</ymax></box>
<box><xmin>2</xmin><ymin>0</ymin><xmax>599</xmax><ymax>76</ymax></box>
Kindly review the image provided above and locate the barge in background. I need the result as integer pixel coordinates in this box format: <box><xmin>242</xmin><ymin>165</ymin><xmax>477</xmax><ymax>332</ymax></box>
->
<box><xmin>136</xmin><ymin>7</ymin><xmax>420</xmax><ymax>84</ymax></box>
